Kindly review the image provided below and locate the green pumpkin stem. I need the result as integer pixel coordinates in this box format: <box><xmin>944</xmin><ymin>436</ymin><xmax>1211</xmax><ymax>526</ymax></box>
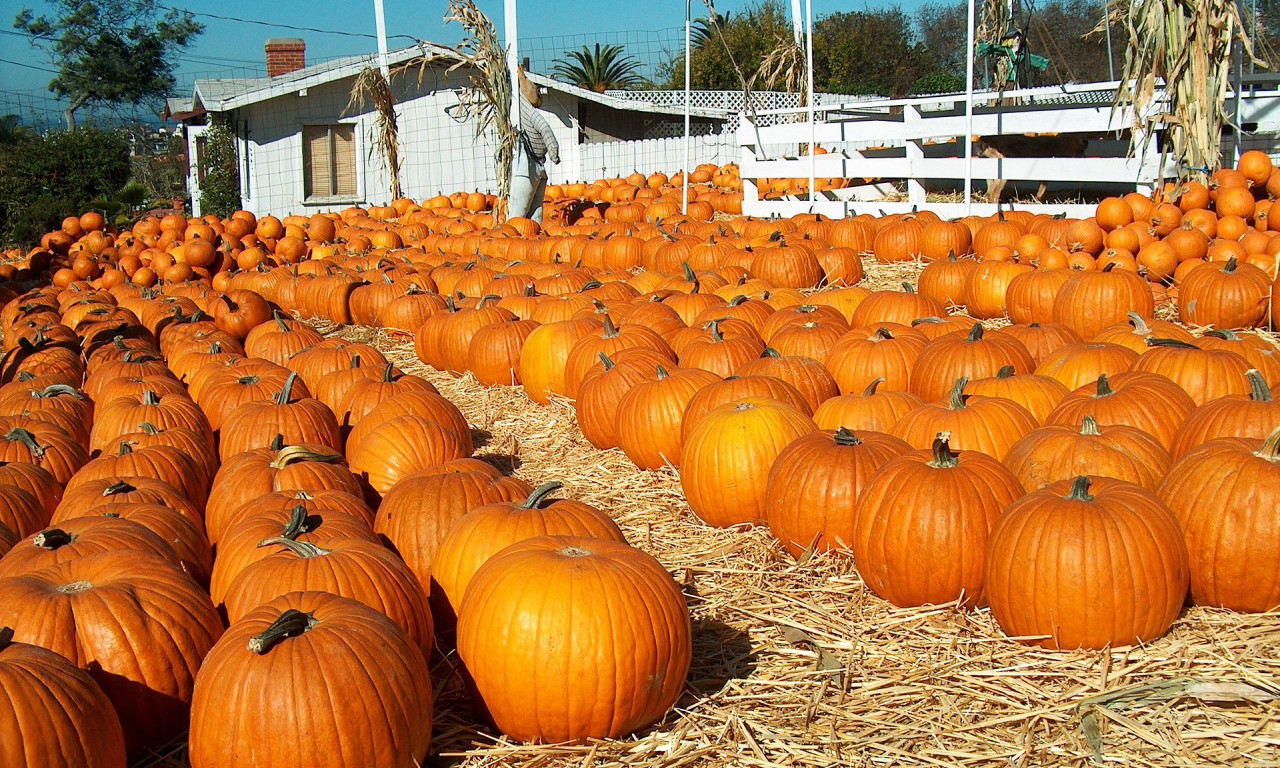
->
<box><xmin>274</xmin><ymin>373</ymin><xmax>299</xmax><ymax>406</ymax></box>
<box><xmin>1080</xmin><ymin>415</ymin><xmax>1101</xmax><ymax>436</ymax></box>
<box><xmin>948</xmin><ymin>377</ymin><xmax>970</xmax><ymax>410</ymax></box>
<box><xmin>139</xmin><ymin>422</ymin><xmax>159</xmax><ymax>435</ymax></box>
<box><xmin>901</xmin><ymin>282</ymin><xmax>916</xmax><ymax>294</ymax></box>
<box><xmin>1223</xmin><ymin>255</ymin><xmax>1238</xmax><ymax>274</ymax></box>
<box><xmin>655</xmin><ymin>365</ymin><xmax>670</xmax><ymax>380</ymax></box>
<box><xmin>33</xmin><ymin>528</ymin><xmax>73</xmax><ymax>550</ymax></box>
<box><xmin>1094</xmin><ymin>374</ymin><xmax>1114</xmax><ymax>398</ymax></box>
<box><xmin>762</xmin><ymin>347</ymin><xmax>782</xmax><ymax>358</ymax></box>
<box><xmin>598</xmin><ymin>352</ymin><xmax>615</xmax><ymax>371</ymax></box>
<box><xmin>709</xmin><ymin>321</ymin><xmax>725</xmax><ymax>343</ymax></box>
<box><xmin>928</xmin><ymin>432</ymin><xmax>960</xmax><ymax>468</ymax></box>
<box><xmin>247</xmin><ymin>609</ymin><xmax>316</xmax><ymax>655</ymax></box>
<box><xmin>862</xmin><ymin>378</ymin><xmax>885</xmax><ymax>396</ymax></box>
<box><xmin>142</xmin><ymin>389</ymin><xmax>160</xmax><ymax>406</ymax></box>
<box><xmin>1126</xmin><ymin>312</ymin><xmax>1151</xmax><ymax>334</ymax></box>
<box><xmin>1247</xmin><ymin>370</ymin><xmax>1272</xmax><ymax>402</ymax></box>
<box><xmin>1256</xmin><ymin>427</ymin><xmax>1280</xmax><ymax>462</ymax></box>
<box><xmin>966</xmin><ymin>323</ymin><xmax>984</xmax><ymax>342</ymax></box>
<box><xmin>602</xmin><ymin>314</ymin><xmax>619</xmax><ymax>338</ymax></box>
<box><xmin>832</xmin><ymin>426</ymin><xmax>862</xmax><ymax>446</ymax></box>
<box><xmin>1145</xmin><ymin>337</ymin><xmax>1200</xmax><ymax>350</ymax></box>
<box><xmin>273</xmin><ymin>310</ymin><xmax>290</xmax><ymax>332</ymax></box>
<box><xmin>4</xmin><ymin>428</ymin><xmax>43</xmax><ymax>458</ymax></box>
<box><xmin>383</xmin><ymin>362</ymin><xmax>395</xmax><ymax>382</ymax></box>
<box><xmin>118</xmin><ymin>441</ymin><xmax>133</xmax><ymax>455</ymax></box>
<box><xmin>996</xmin><ymin>366</ymin><xmax>1015</xmax><ymax>379</ymax></box>
<box><xmin>103</xmin><ymin>479</ymin><xmax>136</xmax><ymax>496</ymax></box>
<box><xmin>257</xmin><ymin>536</ymin><xmax>328</xmax><ymax>558</ymax></box>
<box><xmin>280</xmin><ymin>505</ymin><xmax>315</xmax><ymax>540</ymax></box>
<box><xmin>1066</xmin><ymin>475</ymin><xmax>1095</xmax><ymax>501</ymax></box>
<box><xmin>520</xmin><ymin>482</ymin><xmax>563</xmax><ymax>509</ymax></box>
<box><xmin>221</xmin><ymin>294</ymin><xmax>239</xmax><ymax>312</ymax></box>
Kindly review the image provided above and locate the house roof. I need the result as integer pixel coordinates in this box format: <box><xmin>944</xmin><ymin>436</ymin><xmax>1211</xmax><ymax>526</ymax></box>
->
<box><xmin>193</xmin><ymin>41</ymin><xmax>461</xmax><ymax>112</ymax></box>
<box><xmin>190</xmin><ymin>40</ymin><xmax>732</xmax><ymax>122</ymax></box>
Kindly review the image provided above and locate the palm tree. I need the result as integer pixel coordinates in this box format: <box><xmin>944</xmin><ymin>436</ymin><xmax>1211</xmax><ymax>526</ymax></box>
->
<box><xmin>551</xmin><ymin>43</ymin><xmax>648</xmax><ymax>92</ymax></box>
<box><xmin>692</xmin><ymin>12</ymin><xmax>732</xmax><ymax>49</ymax></box>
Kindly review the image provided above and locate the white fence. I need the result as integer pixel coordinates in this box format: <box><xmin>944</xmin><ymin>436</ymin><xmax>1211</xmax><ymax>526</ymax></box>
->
<box><xmin>573</xmin><ymin>132</ymin><xmax>736</xmax><ymax>185</ymax></box>
<box><xmin>737</xmin><ymin>76</ymin><xmax>1280</xmax><ymax>219</ymax></box>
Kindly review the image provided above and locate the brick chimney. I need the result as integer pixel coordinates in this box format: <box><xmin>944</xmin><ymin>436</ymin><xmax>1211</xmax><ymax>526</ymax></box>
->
<box><xmin>265</xmin><ymin>38</ymin><xmax>306</xmax><ymax>77</ymax></box>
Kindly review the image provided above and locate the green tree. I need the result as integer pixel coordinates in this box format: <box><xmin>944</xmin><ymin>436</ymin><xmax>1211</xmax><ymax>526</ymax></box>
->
<box><xmin>197</xmin><ymin>117</ymin><xmax>240</xmax><ymax>219</ymax></box>
<box><xmin>812</xmin><ymin>9</ymin><xmax>934</xmax><ymax>97</ymax></box>
<box><xmin>552</xmin><ymin>43</ymin><xmax>648</xmax><ymax>92</ymax></box>
<box><xmin>665</xmin><ymin>0</ymin><xmax>792</xmax><ymax>90</ymax></box>
<box><xmin>14</xmin><ymin>0</ymin><xmax>203</xmax><ymax>130</ymax></box>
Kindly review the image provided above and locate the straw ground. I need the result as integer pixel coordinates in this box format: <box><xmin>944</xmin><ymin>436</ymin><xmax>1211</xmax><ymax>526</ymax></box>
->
<box><xmin>131</xmin><ymin>258</ymin><xmax>1279</xmax><ymax>768</ymax></box>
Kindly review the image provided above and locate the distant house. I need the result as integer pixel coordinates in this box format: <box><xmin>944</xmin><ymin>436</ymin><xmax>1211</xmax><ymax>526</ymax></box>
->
<box><xmin>179</xmin><ymin>38</ymin><xmax>736</xmax><ymax>217</ymax></box>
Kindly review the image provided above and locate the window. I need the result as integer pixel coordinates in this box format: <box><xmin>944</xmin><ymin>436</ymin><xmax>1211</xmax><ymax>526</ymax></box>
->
<box><xmin>303</xmin><ymin>123</ymin><xmax>357</xmax><ymax>200</ymax></box>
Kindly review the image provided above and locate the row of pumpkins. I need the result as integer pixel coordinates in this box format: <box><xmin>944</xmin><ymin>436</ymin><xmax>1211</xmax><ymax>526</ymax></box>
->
<box><xmin>0</xmin><ymin>276</ymin><xmax>691</xmax><ymax>764</ymax></box>
<box><xmin>3</xmin><ymin>153</ymin><xmax>1280</xmax><ymax>765</ymax></box>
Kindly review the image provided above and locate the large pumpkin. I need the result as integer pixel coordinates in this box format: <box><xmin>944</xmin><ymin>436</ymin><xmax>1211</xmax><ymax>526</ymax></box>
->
<box><xmin>457</xmin><ymin>535</ymin><xmax>690</xmax><ymax>743</ymax></box>
<box><xmin>1002</xmin><ymin>415</ymin><xmax>1171</xmax><ymax>491</ymax></box>
<box><xmin>1051</xmin><ymin>265</ymin><xmax>1155</xmax><ymax>340</ymax></box>
<box><xmin>681</xmin><ymin>397</ymin><xmax>817</xmax><ymax>527</ymax></box>
<box><xmin>189</xmin><ymin>592</ymin><xmax>432</xmax><ymax>768</ymax></box>
<box><xmin>1157</xmin><ymin>428</ymin><xmax>1280</xmax><ymax>612</ymax></box>
<box><xmin>615</xmin><ymin>364</ymin><xmax>720</xmax><ymax>470</ymax></box>
<box><xmin>765</xmin><ymin>427</ymin><xmax>911</xmax><ymax>558</ymax></box>
<box><xmin>891</xmin><ymin>378</ymin><xmax>1038</xmax><ymax>460</ymax></box>
<box><xmin>825</xmin><ymin>325</ymin><xmax>927</xmax><ymax>395</ymax></box>
<box><xmin>1046</xmin><ymin>372</ymin><xmax>1195</xmax><ymax>452</ymax></box>
<box><xmin>908</xmin><ymin>324</ymin><xmax>1035</xmax><ymax>404</ymax></box>
<box><xmin>852</xmin><ymin>434</ymin><xmax>1024</xmax><ymax>608</ymax></box>
<box><xmin>0</xmin><ymin>551</ymin><xmax>224</xmax><ymax>757</ymax></box>
<box><xmin>985</xmin><ymin>476</ymin><xmax>1189</xmax><ymax>649</ymax></box>
<box><xmin>0</xmin><ymin>625</ymin><xmax>127</xmax><ymax>768</ymax></box>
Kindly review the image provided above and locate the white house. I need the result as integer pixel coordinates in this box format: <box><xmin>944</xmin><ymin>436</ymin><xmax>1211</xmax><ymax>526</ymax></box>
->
<box><xmin>181</xmin><ymin>39</ymin><xmax>739</xmax><ymax>217</ymax></box>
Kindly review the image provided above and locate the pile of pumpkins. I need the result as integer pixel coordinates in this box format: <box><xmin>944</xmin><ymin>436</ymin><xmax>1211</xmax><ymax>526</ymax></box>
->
<box><xmin>2</xmin><ymin>148</ymin><xmax>1280</xmax><ymax>766</ymax></box>
<box><xmin>0</xmin><ymin>239</ymin><xmax>692</xmax><ymax>766</ymax></box>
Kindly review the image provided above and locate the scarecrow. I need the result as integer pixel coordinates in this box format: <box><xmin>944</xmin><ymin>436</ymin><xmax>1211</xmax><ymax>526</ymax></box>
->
<box><xmin>509</xmin><ymin>68</ymin><xmax>560</xmax><ymax>222</ymax></box>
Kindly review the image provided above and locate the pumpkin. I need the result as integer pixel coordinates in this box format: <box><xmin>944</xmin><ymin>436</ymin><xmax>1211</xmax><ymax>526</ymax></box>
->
<box><xmin>1002</xmin><ymin>415</ymin><xmax>1171</xmax><ymax>491</ymax></box>
<box><xmin>681</xmin><ymin>398</ymin><xmax>817</xmax><ymax>527</ymax></box>
<box><xmin>1177</xmin><ymin>255</ymin><xmax>1271</xmax><ymax>329</ymax></box>
<box><xmin>468</xmin><ymin>317</ymin><xmax>541</xmax><ymax>386</ymax></box>
<box><xmin>345</xmin><ymin>390</ymin><xmax>472</xmax><ymax>462</ymax></box>
<box><xmin>67</xmin><ymin>441</ymin><xmax>208</xmax><ymax>508</ymax></box>
<box><xmin>963</xmin><ymin>260</ymin><xmax>1032</xmax><ymax>320</ymax></box>
<box><xmin>54</xmin><ymin>476</ymin><xmax>201</xmax><ymax>530</ymax></box>
<box><xmin>1090</xmin><ymin>312</ymin><xmax>1195</xmax><ymax>351</ymax></box>
<box><xmin>1196</xmin><ymin>329</ymin><xmax>1280</xmax><ymax>388</ymax></box>
<box><xmin>211</xmin><ymin>488</ymin><xmax>372</xmax><ymax>549</ymax></box>
<box><xmin>0</xmin><ymin>421</ymin><xmax>86</xmax><ymax>487</ymax></box>
<box><xmin>680</xmin><ymin>374</ymin><xmax>811</xmax><ymax>442</ymax></box>
<box><xmin>918</xmin><ymin>252</ymin><xmax>977</xmax><ymax>308</ymax></box>
<box><xmin>189</xmin><ymin>592</ymin><xmax>432</xmax><ymax>768</ymax></box>
<box><xmin>242</xmin><ymin>310</ymin><xmax>324</xmax><ymax>366</ymax></box>
<box><xmin>852</xmin><ymin>434</ymin><xmax>1024</xmax><ymax>608</ymax></box>
<box><xmin>223</xmin><ymin>536</ymin><xmax>433</xmax><ymax>651</ymax></box>
<box><xmin>1157</xmin><ymin>428</ymin><xmax>1280</xmax><ymax>612</ymax></box>
<box><xmin>991</xmin><ymin>322</ymin><xmax>1082</xmax><ymax>367</ymax></box>
<box><xmin>0</xmin><ymin>551</ymin><xmax>224</xmax><ymax>757</ymax></box>
<box><xmin>374</xmin><ymin>459</ymin><xmax>533</xmax><ymax>596</ymax></box>
<box><xmin>964</xmin><ymin>366</ymin><xmax>1069</xmax><ymax>424</ymax></box>
<box><xmin>218</xmin><ymin>373</ymin><xmax>343</xmax><ymax>460</ymax></box>
<box><xmin>347</xmin><ymin>414</ymin><xmax>472</xmax><ymax>502</ymax></box>
<box><xmin>615</xmin><ymin>364</ymin><xmax>720</xmax><ymax>470</ymax></box>
<box><xmin>1129</xmin><ymin>338</ymin><xmax>1252</xmax><ymax>406</ymax></box>
<box><xmin>735</xmin><ymin>349</ymin><xmax>839</xmax><ymax>412</ymax></box>
<box><xmin>0</xmin><ymin>516</ymin><xmax>180</xmax><ymax>579</ymax></box>
<box><xmin>908</xmin><ymin>324</ymin><xmax>1035</xmax><ymax>404</ymax></box>
<box><xmin>332</xmin><ymin>364</ymin><xmax>437</xmax><ymax>434</ymax></box>
<box><xmin>0</xmin><ymin>484</ymin><xmax>51</xmax><ymax>538</ymax></box>
<box><xmin>1034</xmin><ymin>342</ymin><xmax>1139</xmax><ymax>391</ymax></box>
<box><xmin>849</xmin><ymin>284</ymin><xmax>945</xmax><ymax>328</ymax></box>
<box><xmin>984</xmin><ymin>476</ymin><xmax>1189</xmax><ymax>649</ymax></box>
<box><xmin>519</xmin><ymin>318</ymin><xmax>603</xmax><ymax>404</ymax></box>
<box><xmin>574</xmin><ymin>350</ymin><xmax>666</xmax><ymax>450</ymax></box>
<box><xmin>1170</xmin><ymin>370</ymin><xmax>1280</xmax><ymax>459</ymax></box>
<box><xmin>1051</xmin><ymin>265</ymin><xmax>1155</xmax><ymax>340</ymax></box>
<box><xmin>811</xmin><ymin>378</ymin><xmax>924</xmax><ymax>433</ymax></box>
<box><xmin>457</xmin><ymin>535</ymin><xmax>690</xmax><ymax>743</ymax></box>
<box><xmin>1045</xmin><ymin>372</ymin><xmax>1195</xmax><ymax>452</ymax></box>
<box><xmin>0</xmin><ymin>459</ymin><xmax>61</xmax><ymax>518</ymax></box>
<box><xmin>75</xmin><ymin>502</ymin><xmax>212</xmax><ymax>587</ymax></box>
<box><xmin>287</xmin><ymin>339</ymin><xmax>387</xmax><ymax>392</ymax></box>
<box><xmin>825</xmin><ymin>325</ymin><xmax>927</xmax><ymax>395</ymax></box>
<box><xmin>1005</xmin><ymin>268</ymin><xmax>1073</xmax><ymax>325</ymax></box>
<box><xmin>892</xmin><ymin>377</ymin><xmax>1038</xmax><ymax>460</ymax></box>
<box><xmin>430</xmin><ymin>480</ymin><xmax>625</xmax><ymax>633</ymax></box>
<box><xmin>0</xmin><ymin>625</ymin><xmax>128</xmax><ymax>768</ymax></box>
<box><xmin>89</xmin><ymin>389</ymin><xmax>212</xmax><ymax>454</ymax></box>
<box><xmin>212</xmin><ymin>290</ymin><xmax>272</xmax><ymax>340</ymax></box>
<box><xmin>765</xmin><ymin>427</ymin><xmax>911</xmax><ymax>558</ymax></box>
<box><xmin>562</xmin><ymin>315</ymin><xmax>676</xmax><ymax>398</ymax></box>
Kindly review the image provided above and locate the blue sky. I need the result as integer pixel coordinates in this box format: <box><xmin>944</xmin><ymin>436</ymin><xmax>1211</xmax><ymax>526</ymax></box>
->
<box><xmin>1</xmin><ymin>0</ymin><xmax>931</xmax><ymax>126</ymax></box>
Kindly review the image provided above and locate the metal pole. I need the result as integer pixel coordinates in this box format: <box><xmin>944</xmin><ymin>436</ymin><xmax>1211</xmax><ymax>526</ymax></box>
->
<box><xmin>1103</xmin><ymin>0</ymin><xmax>1114</xmax><ymax>83</ymax></box>
<box><xmin>373</xmin><ymin>0</ymin><xmax>390</xmax><ymax>77</ymax></box>
<box><xmin>965</xmin><ymin>0</ymin><xmax>976</xmax><ymax>216</ymax></box>
<box><xmin>683</xmin><ymin>0</ymin><xmax>691</xmax><ymax>215</ymax></box>
<box><xmin>806</xmin><ymin>0</ymin><xmax>815</xmax><ymax>212</ymax></box>
<box><xmin>790</xmin><ymin>0</ymin><xmax>803</xmax><ymax>45</ymax></box>
<box><xmin>505</xmin><ymin>0</ymin><xmax>520</xmax><ymax>132</ymax></box>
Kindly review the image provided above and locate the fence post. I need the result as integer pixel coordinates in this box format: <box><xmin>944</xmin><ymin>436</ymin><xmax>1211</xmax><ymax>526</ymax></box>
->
<box><xmin>904</xmin><ymin>104</ymin><xmax>926</xmax><ymax>205</ymax></box>
<box><xmin>739</xmin><ymin>116</ymin><xmax>761</xmax><ymax>217</ymax></box>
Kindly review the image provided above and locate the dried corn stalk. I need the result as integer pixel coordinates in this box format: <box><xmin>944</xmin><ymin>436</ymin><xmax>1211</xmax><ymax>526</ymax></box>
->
<box><xmin>345</xmin><ymin>66</ymin><xmax>403</xmax><ymax>201</ymax></box>
<box><xmin>443</xmin><ymin>0</ymin><xmax>516</xmax><ymax>219</ymax></box>
<box><xmin>1115</xmin><ymin>0</ymin><xmax>1261</xmax><ymax>182</ymax></box>
<box><xmin>978</xmin><ymin>0</ymin><xmax>1014</xmax><ymax>87</ymax></box>
<box><xmin>753</xmin><ymin>35</ymin><xmax>806</xmax><ymax>105</ymax></box>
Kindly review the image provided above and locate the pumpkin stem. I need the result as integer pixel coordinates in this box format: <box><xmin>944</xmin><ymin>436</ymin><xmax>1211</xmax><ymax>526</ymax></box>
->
<box><xmin>33</xmin><ymin>528</ymin><xmax>73</xmax><ymax>550</ymax></box>
<box><xmin>901</xmin><ymin>282</ymin><xmax>916</xmax><ymax>294</ymax></box>
<box><xmin>35</xmin><ymin>384</ymin><xmax>83</xmax><ymax>400</ymax></box>
<box><xmin>728</xmin><ymin>294</ymin><xmax>748</xmax><ymax>306</ymax></box>
<box><xmin>382</xmin><ymin>362</ymin><xmax>395</xmax><ymax>382</ymax></box>
<box><xmin>1247</xmin><ymin>369</ymin><xmax>1272</xmax><ymax>402</ymax></box>
<box><xmin>1202</xmin><ymin>329</ymin><xmax>1238</xmax><ymax>341</ymax></box>
<box><xmin>966</xmin><ymin>323</ymin><xmax>984</xmax><ymax>341</ymax></box>
<box><xmin>996</xmin><ymin>366</ymin><xmax>1015</xmax><ymax>379</ymax></box>
<box><xmin>4</xmin><ymin>428</ymin><xmax>43</xmax><ymax>458</ymax></box>
<box><xmin>1080</xmin><ymin>415</ymin><xmax>1101</xmax><ymax>436</ymax></box>
<box><xmin>520</xmin><ymin>482</ymin><xmax>563</xmax><ymax>509</ymax></box>
<box><xmin>1126</xmin><ymin>312</ymin><xmax>1151</xmax><ymax>334</ymax></box>
<box><xmin>761</xmin><ymin>347</ymin><xmax>782</xmax><ymax>358</ymax></box>
<box><xmin>1094</xmin><ymin>374</ymin><xmax>1114</xmax><ymax>397</ymax></box>
<box><xmin>1223</xmin><ymin>255</ymin><xmax>1238</xmax><ymax>274</ymax></box>
<box><xmin>862</xmin><ymin>378</ymin><xmax>885</xmax><ymax>396</ymax></box>
<box><xmin>269</xmin><ymin>433</ymin><xmax>285</xmax><ymax>451</ymax></box>
<box><xmin>872</xmin><ymin>327</ymin><xmax>895</xmax><ymax>341</ymax></box>
<box><xmin>117</xmin><ymin>441</ymin><xmax>133</xmax><ymax>455</ymax></box>
<box><xmin>602</xmin><ymin>314</ymin><xmax>620</xmax><ymax>338</ymax></box>
<box><xmin>103</xmin><ymin>479</ymin><xmax>136</xmax><ymax>496</ymax></box>
<box><xmin>280</xmin><ymin>505</ymin><xmax>316</xmax><ymax>540</ymax></box>
<box><xmin>0</xmin><ymin>626</ymin><xmax>12</xmax><ymax>651</ymax></box>
<box><xmin>1255</xmin><ymin>426</ymin><xmax>1280</xmax><ymax>462</ymax></box>
<box><xmin>238</xmin><ymin>374</ymin><xmax>261</xmax><ymax>386</ymax></box>
<box><xmin>274</xmin><ymin>372</ymin><xmax>299</xmax><ymax>405</ymax></box>
<box><xmin>247</xmin><ymin>609</ymin><xmax>317</xmax><ymax>655</ymax></box>
<box><xmin>257</xmin><ymin>536</ymin><xmax>328</xmax><ymax>558</ymax></box>
<box><xmin>1145</xmin><ymin>337</ymin><xmax>1200</xmax><ymax>350</ymax></box>
<box><xmin>348</xmin><ymin>354</ymin><xmax>362</xmax><ymax>370</ymax></box>
<box><xmin>598</xmin><ymin>352</ymin><xmax>615</xmax><ymax>372</ymax></box>
<box><xmin>682</xmin><ymin>262</ymin><xmax>697</xmax><ymax>282</ymax></box>
<box><xmin>142</xmin><ymin>389</ymin><xmax>160</xmax><ymax>406</ymax></box>
<box><xmin>1066</xmin><ymin>475</ymin><xmax>1095</xmax><ymax>501</ymax></box>
<box><xmin>655</xmin><ymin>364</ymin><xmax>670</xmax><ymax>380</ymax></box>
<box><xmin>832</xmin><ymin>426</ymin><xmax>862</xmax><ymax>446</ymax></box>
<box><xmin>709</xmin><ymin>321</ymin><xmax>725</xmax><ymax>343</ymax></box>
<box><xmin>270</xmin><ymin>445</ymin><xmax>343</xmax><ymax>469</ymax></box>
<box><xmin>273</xmin><ymin>310</ymin><xmax>290</xmax><ymax>332</ymax></box>
<box><xmin>1101</xmin><ymin>262</ymin><xmax>1117</xmax><ymax>273</ymax></box>
<box><xmin>928</xmin><ymin>432</ymin><xmax>960</xmax><ymax>468</ymax></box>
<box><xmin>948</xmin><ymin>377</ymin><xmax>970</xmax><ymax>410</ymax></box>
<box><xmin>221</xmin><ymin>293</ymin><xmax>239</xmax><ymax>312</ymax></box>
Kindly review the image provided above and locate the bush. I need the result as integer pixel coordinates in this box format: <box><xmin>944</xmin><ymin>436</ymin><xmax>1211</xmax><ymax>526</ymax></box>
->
<box><xmin>0</xmin><ymin>126</ymin><xmax>131</xmax><ymax>246</ymax></box>
<box><xmin>909</xmin><ymin>71</ymin><xmax>966</xmax><ymax>95</ymax></box>
<box><xmin>197</xmin><ymin>118</ymin><xmax>240</xmax><ymax>219</ymax></box>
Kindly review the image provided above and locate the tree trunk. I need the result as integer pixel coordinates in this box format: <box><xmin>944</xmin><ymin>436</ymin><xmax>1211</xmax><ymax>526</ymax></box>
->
<box><xmin>64</xmin><ymin>94</ymin><xmax>89</xmax><ymax>131</ymax></box>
